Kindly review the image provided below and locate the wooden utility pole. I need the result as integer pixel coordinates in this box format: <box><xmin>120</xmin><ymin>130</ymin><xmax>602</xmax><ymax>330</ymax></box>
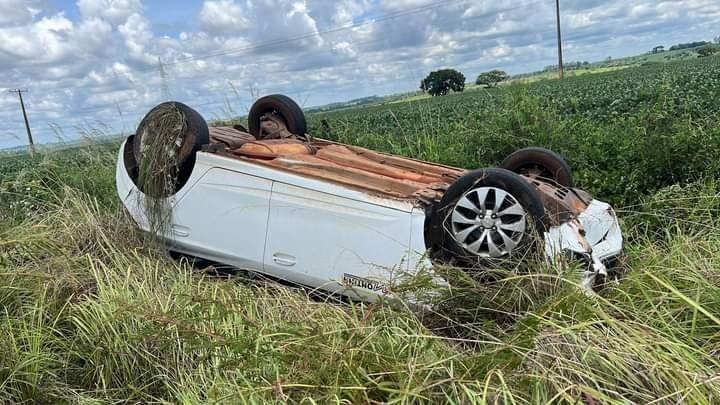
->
<box><xmin>8</xmin><ymin>89</ymin><xmax>36</xmax><ymax>155</ymax></box>
<box><xmin>555</xmin><ymin>0</ymin><xmax>564</xmax><ymax>79</ymax></box>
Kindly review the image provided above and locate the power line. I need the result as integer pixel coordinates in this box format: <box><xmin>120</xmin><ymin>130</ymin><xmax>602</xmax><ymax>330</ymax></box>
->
<box><xmin>14</xmin><ymin>0</ymin><xmax>535</xmax><ymax>102</ymax></box>
<box><xmin>7</xmin><ymin>89</ymin><xmax>36</xmax><ymax>155</ymax></box>
<box><xmin>60</xmin><ymin>35</ymin><xmax>497</xmax><ymax>119</ymax></box>
<box><xmin>31</xmin><ymin>43</ymin><xmax>457</xmax><ymax>118</ymax></box>
<box><xmin>72</xmin><ymin>1</ymin><xmax>541</xmax><ymax>110</ymax></box>
<box><xmin>4</xmin><ymin>1</ymin><xmax>471</xmax><ymax>117</ymax></box>
<box><xmin>154</xmin><ymin>0</ymin><xmax>466</xmax><ymax>70</ymax></box>
<box><xmin>4</xmin><ymin>0</ymin><xmax>555</xmax><ymax>147</ymax></box>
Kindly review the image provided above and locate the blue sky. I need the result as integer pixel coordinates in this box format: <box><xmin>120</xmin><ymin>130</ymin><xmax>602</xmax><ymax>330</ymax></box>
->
<box><xmin>1</xmin><ymin>0</ymin><xmax>719</xmax><ymax>149</ymax></box>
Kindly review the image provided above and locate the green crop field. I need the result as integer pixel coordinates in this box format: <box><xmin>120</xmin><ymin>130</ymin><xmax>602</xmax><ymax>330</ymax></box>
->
<box><xmin>2</xmin><ymin>55</ymin><xmax>720</xmax><ymax>403</ymax></box>
<box><xmin>311</xmin><ymin>56</ymin><xmax>720</xmax><ymax>207</ymax></box>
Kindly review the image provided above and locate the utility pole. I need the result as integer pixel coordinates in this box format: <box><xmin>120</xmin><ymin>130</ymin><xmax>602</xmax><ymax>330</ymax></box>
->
<box><xmin>8</xmin><ymin>89</ymin><xmax>36</xmax><ymax>155</ymax></box>
<box><xmin>555</xmin><ymin>0</ymin><xmax>564</xmax><ymax>79</ymax></box>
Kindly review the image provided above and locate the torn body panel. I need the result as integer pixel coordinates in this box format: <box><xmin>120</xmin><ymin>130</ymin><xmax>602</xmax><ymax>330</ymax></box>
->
<box><xmin>545</xmin><ymin>200</ymin><xmax>623</xmax><ymax>289</ymax></box>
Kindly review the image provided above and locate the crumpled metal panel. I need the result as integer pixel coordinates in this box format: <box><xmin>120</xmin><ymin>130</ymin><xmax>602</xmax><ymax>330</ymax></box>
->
<box><xmin>545</xmin><ymin>199</ymin><xmax>623</xmax><ymax>290</ymax></box>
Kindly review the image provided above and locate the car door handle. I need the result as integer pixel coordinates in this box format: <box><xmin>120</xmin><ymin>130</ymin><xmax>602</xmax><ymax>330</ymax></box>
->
<box><xmin>172</xmin><ymin>225</ymin><xmax>191</xmax><ymax>237</ymax></box>
<box><xmin>272</xmin><ymin>253</ymin><xmax>296</xmax><ymax>267</ymax></box>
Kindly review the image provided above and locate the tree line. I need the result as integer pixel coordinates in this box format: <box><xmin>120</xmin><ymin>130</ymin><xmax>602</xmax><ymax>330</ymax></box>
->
<box><xmin>650</xmin><ymin>38</ymin><xmax>720</xmax><ymax>56</ymax></box>
<box><xmin>420</xmin><ymin>68</ymin><xmax>510</xmax><ymax>96</ymax></box>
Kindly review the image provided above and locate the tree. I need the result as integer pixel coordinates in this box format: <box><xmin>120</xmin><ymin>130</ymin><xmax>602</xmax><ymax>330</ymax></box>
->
<box><xmin>669</xmin><ymin>41</ymin><xmax>709</xmax><ymax>51</ymax></box>
<box><xmin>714</xmin><ymin>35</ymin><xmax>720</xmax><ymax>44</ymax></box>
<box><xmin>420</xmin><ymin>69</ymin><xmax>465</xmax><ymax>96</ymax></box>
<box><xmin>475</xmin><ymin>70</ymin><xmax>510</xmax><ymax>87</ymax></box>
<box><xmin>651</xmin><ymin>45</ymin><xmax>665</xmax><ymax>54</ymax></box>
<box><xmin>697</xmin><ymin>44</ymin><xmax>719</xmax><ymax>57</ymax></box>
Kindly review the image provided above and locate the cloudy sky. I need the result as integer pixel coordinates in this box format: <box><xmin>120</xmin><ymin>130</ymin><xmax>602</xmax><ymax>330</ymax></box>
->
<box><xmin>1</xmin><ymin>0</ymin><xmax>718</xmax><ymax>149</ymax></box>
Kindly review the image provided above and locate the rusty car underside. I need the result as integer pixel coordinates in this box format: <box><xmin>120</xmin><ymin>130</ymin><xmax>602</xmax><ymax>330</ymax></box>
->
<box><xmin>206</xmin><ymin>124</ymin><xmax>592</xmax><ymax>224</ymax></box>
<box><xmin>208</xmin><ymin>125</ymin><xmax>462</xmax><ymax>200</ymax></box>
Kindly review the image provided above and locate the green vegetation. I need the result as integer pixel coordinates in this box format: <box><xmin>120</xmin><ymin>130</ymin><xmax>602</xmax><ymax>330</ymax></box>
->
<box><xmin>2</xmin><ymin>55</ymin><xmax>720</xmax><ymax>403</ymax></box>
<box><xmin>313</xmin><ymin>56</ymin><xmax>720</xmax><ymax>207</ymax></box>
<box><xmin>515</xmin><ymin>44</ymin><xmax>713</xmax><ymax>83</ymax></box>
<box><xmin>668</xmin><ymin>40</ymin><xmax>711</xmax><ymax>51</ymax></box>
<box><xmin>698</xmin><ymin>44</ymin><xmax>719</xmax><ymax>58</ymax></box>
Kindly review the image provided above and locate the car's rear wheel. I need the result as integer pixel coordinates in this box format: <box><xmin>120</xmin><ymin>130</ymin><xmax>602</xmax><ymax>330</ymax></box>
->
<box><xmin>500</xmin><ymin>147</ymin><xmax>573</xmax><ymax>187</ymax></box>
<box><xmin>428</xmin><ymin>168</ymin><xmax>547</xmax><ymax>266</ymax></box>
<box><xmin>248</xmin><ymin>94</ymin><xmax>307</xmax><ymax>139</ymax></box>
<box><xmin>132</xmin><ymin>101</ymin><xmax>209</xmax><ymax>196</ymax></box>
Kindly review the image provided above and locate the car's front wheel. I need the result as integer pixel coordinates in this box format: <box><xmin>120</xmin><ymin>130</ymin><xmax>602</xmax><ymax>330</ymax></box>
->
<box><xmin>428</xmin><ymin>168</ymin><xmax>547</xmax><ymax>266</ymax></box>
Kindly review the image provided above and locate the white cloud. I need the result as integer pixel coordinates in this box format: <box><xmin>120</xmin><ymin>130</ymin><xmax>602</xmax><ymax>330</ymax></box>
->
<box><xmin>2</xmin><ymin>0</ymin><xmax>720</xmax><ymax>149</ymax></box>
<box><xmin>485</xmin><ymin>41</ymin><xmax>512</xmax><ymax>58</ymax></box>
<box><xmin>0</xmin><ymin>13</ymin><xmax>111</xmax><ymax>66</ymax></box>
<box><xmin>0</xmin><ymin>0</ymin><xmax>42</xmax><ymax>27</ymax></box>
<box><xmin>198</xmin><ymin>0</ymin><xmax>323</xmax><ymax>51</ymax></box>
<box><xmin>77</xmin><ymin>0</ymin><xmax>142</xmax><ymax>25</ymax></box>
<box><xmin>75</xmin><ymin>17</ymin><xmax>114</xmax><ymax>52</ymax></box>
<box><xmin>332</xmin><ymin>41</ymin><xmax>356</xmax><ymax>58</ymax></box>
<box><xmin>118</xmin><ymin>13</ymin><xmax>156</xmax><ymax>65</ymax></box>
<box><xmin>199</xmin><ymin>0</ymin><xmax>249</xmax><ymax>34</ymax></box>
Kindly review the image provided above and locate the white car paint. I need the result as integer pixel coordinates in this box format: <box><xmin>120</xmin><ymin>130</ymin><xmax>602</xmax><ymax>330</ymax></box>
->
<box><xmin>117</xmin><ymin>139</ymin><xmax>623</xmax><ymax>298</ymax></box>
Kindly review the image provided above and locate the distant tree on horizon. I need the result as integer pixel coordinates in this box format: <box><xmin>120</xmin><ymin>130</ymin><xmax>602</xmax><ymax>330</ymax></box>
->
<box><xmin>669</xmin><ymin>41</ymin><xmax>710</xmax><ymax>51</ymax></box>
<box><xmin>475</xmin><ymin>70</ymin><xmax>510</xmax><ymax>87</ymax></box>
<box><xmin>697</xmin><ymin>44</ymin><xmax>719</xmax><ymax>57</ymax></box>
<box><xmin>420</xmin><ymin>69</ymin><xmax>466</xmax><ymax>96</ymax></box>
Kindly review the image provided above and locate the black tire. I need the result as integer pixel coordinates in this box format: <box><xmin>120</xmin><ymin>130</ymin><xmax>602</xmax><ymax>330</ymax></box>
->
<box><xmin>133</xmin><ymin>102</ymin><xmax>209</xmax><ymax>196</ymax></box>
<box><xmin>499</xmin><ymin>147</ymin><xmax>574</xmax><ymax>188</ymax></box>
<box><xmin>427</xmin><ymin>168</ymin><xmax>548</xmax><ymax>267</ymax></box>
<box><xmin>248</xmin><ymin>94</ymin><xmax>307</xmax><ymax>138</ymax></box>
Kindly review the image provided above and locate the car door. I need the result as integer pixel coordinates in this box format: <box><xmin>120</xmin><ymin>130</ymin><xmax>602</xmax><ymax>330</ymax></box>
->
<box><xmin>171</xmin><ymin>167</ymin><xmax>272</xmax><ymax>271</ymax></box>
<box><xmin>263</xmin><ymin>182</ymin><xmax>414</xmax><ymax>292</ymax></box>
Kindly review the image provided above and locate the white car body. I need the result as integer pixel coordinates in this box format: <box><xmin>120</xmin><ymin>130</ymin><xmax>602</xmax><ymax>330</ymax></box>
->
<box><xmin>117</xmin><ymin>131</ymin><xmax>623</xmax><ymax>299</ymax></box>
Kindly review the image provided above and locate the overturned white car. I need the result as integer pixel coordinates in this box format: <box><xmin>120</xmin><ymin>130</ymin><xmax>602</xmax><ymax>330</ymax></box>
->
<box><xmin>116</xmin><ymin>95</ymin><xmax>622</xmax><ymax>299</ymax></box>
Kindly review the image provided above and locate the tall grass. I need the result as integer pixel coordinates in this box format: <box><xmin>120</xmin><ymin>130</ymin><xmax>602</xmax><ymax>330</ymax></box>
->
<box><xmin>2</xmin><ymin>141</ymin><xmax>720</xmax><ymax>403</ymax></box>
<box><xmin>2</xmin><ymin>57</ymin><xmax>720</xmax><ymax>402</ymax></box>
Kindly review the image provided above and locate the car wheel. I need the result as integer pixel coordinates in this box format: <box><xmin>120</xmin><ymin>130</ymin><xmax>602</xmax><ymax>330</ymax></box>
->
<box><xmin>132</xmin><ymin>101</ymin><xmax>209</xmax><ymax>196</ymax></box>
<box><xmin>428</xmin><ymin>168</ymin><xmax>547</xmax><ymax>266</ymax></box>
<box><xmin>499</xmin><ymin>147</ymin><xmax>574</xmax><ymax>187</ymax></box>
<box><xmin>248</xmin><ymin>94</ymin><xmax>307</xmax><ymax>139</ymax></box>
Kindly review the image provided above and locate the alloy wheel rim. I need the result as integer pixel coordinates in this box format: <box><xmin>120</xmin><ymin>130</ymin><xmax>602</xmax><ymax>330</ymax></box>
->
<box><xmin>449</xmin><ymin>186</ymin><xmax>528</xmax><ymax>258</ymax></box>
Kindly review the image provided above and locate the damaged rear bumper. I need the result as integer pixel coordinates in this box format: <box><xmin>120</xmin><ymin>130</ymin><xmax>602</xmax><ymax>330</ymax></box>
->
<box><xmin>544</xmin><ymin>199</ymin><xmax>623</xmax><ymax>289</ymax></box>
